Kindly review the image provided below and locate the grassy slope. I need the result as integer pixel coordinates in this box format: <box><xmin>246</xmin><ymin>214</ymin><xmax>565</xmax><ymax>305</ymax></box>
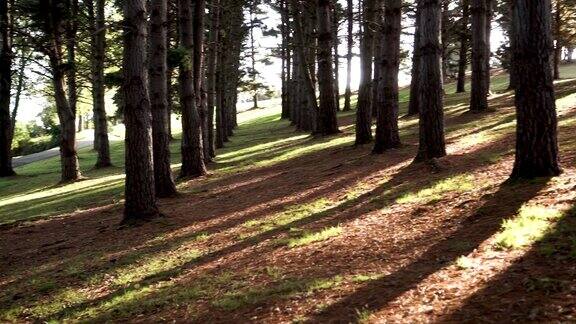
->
<box><xmin>0</xmin><ymin>65</ymin><xmax>576</xmax><ymax>322</ymax></box>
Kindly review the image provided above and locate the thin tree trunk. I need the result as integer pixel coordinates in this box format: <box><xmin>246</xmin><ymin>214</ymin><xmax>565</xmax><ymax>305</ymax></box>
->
<box><xmin>122</xmin><ymin>0</ymin><xmax>159</xmax><ymax>222</ymax></box>
<box><xmin>0</xmin><ymin>0</ymin><xmax>14</xmax><ymax>177</ymax></box>
<box><xmin>88</xmin><ymin>0</ymin><xmax>112</xmax><ymax>168</ymax></box>
<box><xmin>373</xmin><ymin>0</ymin><xmax>401</xmax><ymax>153</ymax></box>
<box><xmin>343</xmin><ymin>0</ymin><xmax>353</xmax><ymax>112</ymax></box>
<box><xmin>11</xmin><ymin>52</ymin><xmax>28</xmax><ymax>139</ymax></box>
<box><xmin>206</xmin><ymin>0</ymin><xmax>220</xmax><ymax>157</ymax></box>
<box><xmin>355</xmin><ymin>0</ymin><xmax>377</xmax><ymax>144</ymax></box>
<box><xmin>456</xmin><ymin>0</ymin><xmax>469</xmax><ymax>93</ymax></box>
<box><xmin>178</xmin><ymin>0</ymin><xmax>207</xmax><ymax>178</ymax></box>
<box><xmin>470</xmin><ymin>0</ymin><xmax>489</xmax><ymax>112</ymax></box>
<box><xmin>66</xmin><ymin>0</ymin><xmax>79</xmax><ymax>118</ymax></box>
<box><xmin>553</xmin><ymin>0</ymin><xmax>561</xmax><ymax>80</ymax></box>
<box><xmin>407</xmin><ymin>2</ymin><xmax>422</xmax><ymax>116</ymax></box>
<box><xmin>149</xmin><ymin>0</ymin><xmax>177</xmax><ymax>197</ymax></box>
<box><xmin>316</xmin><ymin>0</ymin><xmax>340</xmax><ymax>135</ymax></box>
<box><xmin>333</xmin><ymin>2</ymin><xmax>340</xmax><ymax>111</ymax></box>
<box><xmin>414</xmin><ymin>0</ymin><xmax>446</xmax><ymax>162</ymax></box>
<box><xmin>193</xmin><ymin>0</ymin><xmax>210</xmax><ymax>162</ymax></box>
<box><xmin>510</xmin><ymin>0</ymin><xmax>561</xmax><ymax>178</ymax></box>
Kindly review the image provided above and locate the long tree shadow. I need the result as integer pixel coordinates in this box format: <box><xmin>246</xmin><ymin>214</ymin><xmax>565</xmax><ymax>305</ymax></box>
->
<box><xmin>443</xmin><ymin>203</ymin><xmax>576</xmax><ymax>323</ymax></box>
<box><xmin>305</xmin><ymin>178</ymin><xmax>550</xmax><ymax>322</ymax></box>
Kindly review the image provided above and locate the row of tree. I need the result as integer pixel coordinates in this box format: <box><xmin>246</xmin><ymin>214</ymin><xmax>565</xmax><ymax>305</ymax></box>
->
<box><xmin>0</xmin><ymin>0</ymin><xmax>572</xmax><ymax>222</ymax></box>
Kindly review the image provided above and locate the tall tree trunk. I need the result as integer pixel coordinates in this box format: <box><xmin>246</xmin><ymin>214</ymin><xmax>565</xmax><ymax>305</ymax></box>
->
<box><xmin>510</xmin><ymin>0</ymin><xmax>561</xmax><ymax>179</ymax></box>
<box><xmin>355</xmin><ymin>0</ymin><xmax>377</xmax><ymax>145</ymax></box>
<box><xmin>373</xmin><ymin>0</ymin><xmax>401</xmax><ymax>153</ymax></box>
<box><xmin>88</xmin><ymin>0</ymin><xmax>112</xmax><ymax>168</ymax></box>
<box><xmin>0</xmin><ymin>0</ymin><xmax>14</xmax><ymax>177</ymax></box>
<box><xmin>193</xmin><ymin>0</ymin><xmax>210</xmax><ymax>162</ymax></box>
<box><xmin>456</xmin><ymin>0</ymin><xmax>469</xmax><ymax>93</ymax></box>
<box><xmin>343</xmin><ymin>0</ymin><xmax>353</xmax><ymax>112</ymax></box>
<box><xmin>507</xmin><ymin>0</ymin><xmax>517</xmax><ymax>90</ymax></box>
<box><xmin>66</xmin><ymin>0</ymin><xmax>79</xmax><ymax>118</ymax></box>
<box><xmin>178</xmin><ymin>0</ymin><xmax>207</xmax><ymax>178</ymax></box>
<box><xmin>332</xmin><ymin>2</ymin><xmax>340</xmax><ymax>111</ymax></box>
<box><xmin>149</xmin><ymin>0</ymin><xmax>177</xmax><ymax>197</ymax></box>
<box><xmin>553</xmin><ymin>0</ymin><xmax>561</xmax><ymax>80</ymax></box>
<box><xmin>470</xmin><ymin>0</ymin><xmax>489</xmax><ymax>112</ymax></box>
<box><xmin>414</xmin><ymin>0</ymin><xmax>446</xmax><ymax>162</ymax></box>
<box><xmin>122</xmin><ymin>0</ymin><xmax>159</xmax><ymax>222</ymax></box>
<box><xmin>316</xmin><ymin>0</ymin><xmax>340</xmax><ymax>135</ymax></box>
<box><xmin>407</xmin><ymin>2</ymin><xmax>422</xmax><ymax>116</ymax></box>
<box><xmin>371</xmin><ymin>1</ymin><xmax>383</xmax><ymax>119</ymax></box>
<box><xmin>11</xmin><ymin>52</ymin><xmax>29</xmax><ymax>140</ymax></box>
<box><xmin>206</xmin><ymin>0</ymin><xmax>220</xmax><ymax>157</ymax></box>
<box><xmin>46</xmin><ymin>1</ymin><xmax>81</xmax><ymax>183</ymax></box>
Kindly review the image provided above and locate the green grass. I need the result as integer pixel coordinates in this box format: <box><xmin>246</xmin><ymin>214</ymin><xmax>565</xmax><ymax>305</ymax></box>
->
<box><xmin>494</xmin><ymin>205</ymin><xmax>563</xmax><ymax>250</ymax></box>
<box><xmin>286</xmin><ymin>226</ymin><xmax>343</xmax><ymax>248</ymax></box>
<box><xmin>396</xmin><ymin>174</ymin><xmax>477</xmax><ymax>204</ymax></box>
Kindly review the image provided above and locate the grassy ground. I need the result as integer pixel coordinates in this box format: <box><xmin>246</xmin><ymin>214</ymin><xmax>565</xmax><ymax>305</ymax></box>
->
<box><xmin>1</xmin><ymin>66</ymin><xmax>576</xmax><ymax>322</ymax></box>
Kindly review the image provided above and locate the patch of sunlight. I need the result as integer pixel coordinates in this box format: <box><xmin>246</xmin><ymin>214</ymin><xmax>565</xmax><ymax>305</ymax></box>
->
<box><xmin>217</xmin><ymin>133</ymin><xmax>309</xmax><ymax>162</ymax></box>
<box><xmin>242</xmin><ymin>198</ymin><xmax>333</xmax><ymax>233</ymax></box>
<box><xmin>286</xmin><ymin>226</ymin><xmax>343</xmax><ymax>248</ymax></box>
<box><xmin>557</xmin><ymin>93</ymin><xmax>576</xmax><ymax>110</ymax></box>
<box><xmin>494</xmin><ymin>205</ymin><xmax>563</xmax><ymax>250</ymax></box>
<box><xmin>396</xmin><ymin>174</ymin><xmax>476</xmax><ymax>204</ymax></box>
<box><xmin>351</xmin><ymin>273</ymin><xmax>385</xmax><ymax>283</ymax></box>
<box><xmin>455</xmin><ymin>256</ymin><xmax>477</xmax><ymax>270</ymax></box>
<box><xmin>356</xmin><ymin>308</ymin><xmax>373</xmax><ymax>323</ymax></box>
<box><xmin>0</xmin><ymin>174</ymin><xmax>125</xmax><ymax>208</ymax></box>
<box><xmin>212</xmin><ymin>275</ymin><xmax>345</xmax><ymax>311</ymax></box>
<box><xmin>217</xmin><ymin>134</ymin><xmax>355</xmax><ymax>174</ymax></box>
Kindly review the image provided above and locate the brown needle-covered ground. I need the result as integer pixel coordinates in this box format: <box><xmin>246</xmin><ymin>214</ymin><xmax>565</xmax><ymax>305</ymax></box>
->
<box><xmin>1</xmin><ymin>73</ymin><xmax>576</xmax><ymax>323</ymax></box>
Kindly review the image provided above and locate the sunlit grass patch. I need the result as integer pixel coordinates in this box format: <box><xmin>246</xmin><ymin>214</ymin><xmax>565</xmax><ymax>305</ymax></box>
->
<box><xmin>396</xmin><ymin>174</ymin><xmax>476</xmax><ymax>204</ymax></box>
<box><xmin>454</xmin><ymin>256</ymin><xmax>476</xmax><ymax>270</ymax></box>
<box><xmin>286</xmin><ymin>226</ymin><xmax>343</xmax><ymax>248</ymax></box>
<box><xmin>494</xmin><ymin>205</ymin><xmax>563</xmax><ymax>250</ymax></box>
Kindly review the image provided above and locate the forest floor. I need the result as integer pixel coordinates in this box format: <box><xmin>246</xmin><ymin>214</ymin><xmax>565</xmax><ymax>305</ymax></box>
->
<box><xmin>1</xmin><ymin>65</ymin><xmax>576</xmax><ymax>323</ymax></box>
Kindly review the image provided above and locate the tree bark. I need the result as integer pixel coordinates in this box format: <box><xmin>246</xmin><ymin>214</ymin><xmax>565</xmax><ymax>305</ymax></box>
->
<box><xmin>456</xmin><ymin>0</ymin><xmax>470</xmax><ymax>93</ymax></box>
<box><xmin>149</xmin><ymin>0</ymin><xmax>177</xmax><ymax>197</ymax></box>
<box><xmin>332</xmin><ymin>2</ymin><xmax>340</xmax><ymax>111</ymax></box>
<box><xmin>510</xmin><ymin>0</ymin><xmax>561</xmax><ymax>179</ymax></box>
<box><xmin>193</xmin><ymin>0</ymin><xmax>210</xmax><ymax>162</ymax></box>
<box><xmin>0</xmin><ymin>0</ymin><xmax>15</xmax><ymax>177</ymax></box>
<box><xmin>414</xmin><ymin>0</ymin><xmax>446</xmax><ymax>162</ymax></box>
<box><xmin>206</xmin><ymin>0</ymin><xmax>220</xmax><ymax>157</ymax></box>
<box><xmin>373</xmin><ymin>0</ymin><xmax>402</xmax><ymax>153</ymax></box>
<box><xmin>316</xmin><ymin>0</ymin><xmax>340</xmax><ymax>135</ymax></box>
<box><xmin>88</xmin><ymin>0</ymin><xmax>112</xmax><ymax>168</ymax></box>
<box><xmin>407</xmin><ymin>2</ymin><xmax>422</xmax><ymax>116</ymax></box>
<box><xmin>122</xmin><ymin>0</ymin><xmax>160</xmax><ymax>222</ymax></box>
<box><xmin>470</xmin><ymin>0</ymin><xmax>489</xmax><ymax>112</ymax></box>
<box><xmin>553</xmin><ymin>0</ymin><xmax>561</xmax><ymax>80</ymax></box>
<box><xmin>355</xmin><ymin>0</ymin><xmax>377</xmax><ymax>144</ymax></box>
<box><xmin>178</xmin><ymin>0</ymin><xmax>207</xmax><ymax>178</ymax></box>
<box><xmin>343</xmin><ymin>0</ymin><xmax>353</xmax><ymax>112</ymax></box>
<box><xmin>66</xmin><ymin>0</ymin><xmax>79</xmax><ymax>118</ymax></box>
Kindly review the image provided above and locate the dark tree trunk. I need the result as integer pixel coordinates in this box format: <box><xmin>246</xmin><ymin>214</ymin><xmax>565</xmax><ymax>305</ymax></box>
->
<box><xmin>11</xmin><ymin>52</ymin><xmax>28</xmax><ymax>141</ymax></box>
<box><xmin>343</xmin><ymin>0</ymin><xmax>353</xmax><ymax>112</ymax></box>
<box><xmin>553</xmin><ymin>0</ymin><xmax>561</xmax><ymax>80</ymax></box>
<box><xmin>193</xmin><ymin>0</ymin><xmax>210</xmax><ymax>162</ymax></box>
<box><xmin>407</xmin><ymin>2</ymin><xmax>422</xmax><ymax>116</ymax></box>
<box><xmin>371</xmin><ymin>1</ymin><xmax>383</xmax><ymax>119</ymax></box>
<box><xmin>206</xmin><ymin>0</ymin><xmax>220</xmax><ymax>157</ymax></box>
<box><xmin>178</xmin><ymin>0</ymin><xmax>207</xmax><ymax>178</ymax></box>
<box><xmin>355</xmin><ymin>0</ymin><xmax>377</xmax><ymax>145</ymax></box>
<box><xmin>332</xmin><ymin>2</ymin><xmax>340</xmax><ymax>111</ymax></box>
<box><xmin>456</xmin><ymin>0</ymin><xmax>470</xmax><ymax>93</ymax></box>
<box><xmin>215</xmin><ymin>42</ymin><xmax>226</xmax><ymax>148</ymax></box>
<box><xmin>414</xmin><ymin>0</ymin><xmax>446</xmax><ymax>162</ymax></box>
<box><xmin>0</xmin><ymin>0</ymin><xmax>14</xmax><ymax>177</ymax></box>
<box><xmin>470</xmin><ymin>0</ymin><xmax>489</xmax><ymax>112</ymax></box>
<box><xmin>373</xmin><ymin>0</ymin><xmax>401</xmax><ymax>153</ymax></box>
<box><xmin>66</xmin><ymin>0</ymin><xmax>79</xmax><ymax>118</ymax></box>
<box><xmin>149</xmin><ymin>0</ymin><xmax>177</xmax><ymax>197</ymax></box>
<box><xmin>88</xmin><ymin>0</ymin><xmax>112</xmax><ymax>168</ymax></box>
<box><xmin>507</xmin><ymin>0</ymin><xmax>517</xmax><ymax>90</ymax></box>
<box><xmin>122</xmin><ymin>0</ymin><xmax>159</xmax><ymax>222</ymax></box>
<box><xmin>316</xmin><ymin>0</ymin><xmax>340</xmax><ymax>135</ymax></box>
<box><xmin>46</xmin><ymin>2</ymin><xmax>81</xmax><ymax>183</ymax></box>
<box><xmin>510</xmin><ymin>0</ymin><xmax>561</xmax><ymax>179</ymax></box>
